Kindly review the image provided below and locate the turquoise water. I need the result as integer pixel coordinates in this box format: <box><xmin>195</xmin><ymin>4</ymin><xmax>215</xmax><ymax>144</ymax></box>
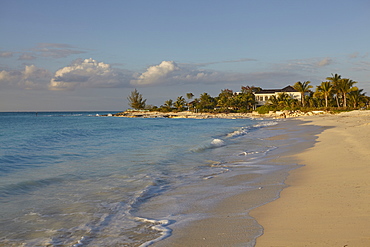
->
<box><xmin>0</xmin><ymin>112</ymin><xmax>285</xmax><ymax>246</ymax></box>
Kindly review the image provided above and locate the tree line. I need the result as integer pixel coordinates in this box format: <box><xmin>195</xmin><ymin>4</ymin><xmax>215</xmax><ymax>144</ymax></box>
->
<box><xmin>127</xmin><ymin>74</ymin><xmax>369</xmax><ymax>113</ymax></box>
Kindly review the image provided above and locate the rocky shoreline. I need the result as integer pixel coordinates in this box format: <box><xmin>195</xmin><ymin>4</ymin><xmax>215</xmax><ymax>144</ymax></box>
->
<box><xmin>112</xmin><ymin>110</ymin><xmax>329</xmax><ymax>119</ymax></box>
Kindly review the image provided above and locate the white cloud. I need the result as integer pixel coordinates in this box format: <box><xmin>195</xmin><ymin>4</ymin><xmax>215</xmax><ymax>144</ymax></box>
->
<box><xmin>0</xmin><ymin>65</ymin><xmax>52</xmax><ymax>90</ymax></box>
<box><xmin>49</xmin><ymin>58</ymin><xmax>130</xmax><ymax>91</ymax></box>
<box><xmin>0</xmin><ymin>58</ymin><xmax>307</xmax><ymax>93</ymax></box>
<box><xmin>130</xmin><ymin>60</ymin><xmax>245</xmax><ymax>86</ymax></box>
<box><xmin>131</xmin><ymin>61</ymin><xmax>180</xmax><ymax>85</ymax></box>
<box><xmin>0</xmin><ymin>70</ymin><xmax>12</xmax><ymax>81</ymax></box>
<box><xmin>130</xmin><ymin>60</ymin><xmax>304</xmax><ymax>89</ymax></box>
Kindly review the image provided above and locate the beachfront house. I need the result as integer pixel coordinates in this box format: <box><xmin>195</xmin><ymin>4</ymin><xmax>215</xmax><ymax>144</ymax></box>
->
<box><xmin>253</xmin><ymin>85</ymin><xmax>302</xmax><ymax>107</ymax></box>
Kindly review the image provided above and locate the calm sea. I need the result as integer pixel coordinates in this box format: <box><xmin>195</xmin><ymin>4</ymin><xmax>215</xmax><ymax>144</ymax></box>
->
<box><xmin>0</xmin><ymin>112</ymin><xmax>292</xmax><ymax>246</ymax></box>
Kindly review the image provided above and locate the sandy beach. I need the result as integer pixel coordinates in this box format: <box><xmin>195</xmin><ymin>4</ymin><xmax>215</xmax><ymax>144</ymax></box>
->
<box><xmin>251</xmin><ymin>110</ymin><xmax>370</xmax><ymax>246</ymax></box>
<box><xmin>153</xmin><ymin>110</ymin><xmax>370</xmax><ymax>246</ymax></box>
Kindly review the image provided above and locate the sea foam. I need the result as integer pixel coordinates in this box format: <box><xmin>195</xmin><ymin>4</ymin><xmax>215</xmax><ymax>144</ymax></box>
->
<box><xmin>211</xmin><ymin>138</ymin><xmax>225</xmax><ymax>146</ymax></box>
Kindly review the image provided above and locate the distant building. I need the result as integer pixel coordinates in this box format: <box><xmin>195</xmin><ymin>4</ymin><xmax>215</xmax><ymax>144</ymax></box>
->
<box><xmin>253</xmin><ymin>85</ymin><xmax>302</xmax><ymax>107</ymax></box>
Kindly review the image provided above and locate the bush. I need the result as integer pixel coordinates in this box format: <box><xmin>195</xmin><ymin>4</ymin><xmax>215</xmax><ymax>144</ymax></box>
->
<box><xmin>256</xmin><ymin>105</ymin><xmax>276</xmax><ymax>114</ymax></box>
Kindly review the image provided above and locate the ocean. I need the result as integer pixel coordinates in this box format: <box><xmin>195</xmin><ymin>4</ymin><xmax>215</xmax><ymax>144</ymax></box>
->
<box><xmin>0</xmin><ymin>112</ymin><xmax>296</xmax><ymax>246</ymax></box>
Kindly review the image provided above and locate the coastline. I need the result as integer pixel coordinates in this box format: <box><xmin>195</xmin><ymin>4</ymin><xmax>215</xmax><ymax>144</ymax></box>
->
<box><xmin>113</xmin><ymin>110</ymin><xmax>327</xmax><ymax>119</ymax></box>
<box><xmin>114</xmin><ymin>110</ymin><xmax>255</xmax><ymax>119</ymax></box>
<box><xmin>251</xmin><ymin>110</ymin><xmax>370</xmax><ymax>246</ymax></box>
<box><xmin>152</xmin><ymin>114</ymin><xmax>325</xmax><ymax>246</ymax></box>
<box><xmin>152</xmin><ymin>110</ymin><xmax>370</xmax><ymax>246</ymax></box>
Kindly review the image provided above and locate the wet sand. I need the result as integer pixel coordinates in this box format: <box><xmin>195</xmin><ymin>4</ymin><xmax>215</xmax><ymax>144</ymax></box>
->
<box><xmin>153</xmin><ymin>114</ymin><xmax>324</xmax><ymax>246</ymax></box>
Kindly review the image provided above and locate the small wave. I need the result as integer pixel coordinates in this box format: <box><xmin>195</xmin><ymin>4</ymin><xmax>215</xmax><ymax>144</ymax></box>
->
<box><xmin>238</xmin><ymin>151</ymin><xmax>260</xmax><ymax>156</ymax></box>
<box><xmin>190</xmin><ymin>138</ymin><xmax>226</xmax><ymax>152</ymax></box>
<box><xmin>136</xmin><ymin>218</ymin><xmax>172</xmax><ymax>247</ymax></box>
<box><xmin>227</xmin><ymin>120</ymin><xmax>278</xmax><ymax>138</ymax></box>
<box><xmin>210</xmin><ymin>138</ymin><xmax>224</xmax><ymax>147</ymax></box>
<box><xmin>252</xmin><ymin>121</ymin><xmax>278</xmax><ymax>128</ymax></box>
<box><xmin>74</xmin><ymin>177</ymin><xmax>172</xmax><ymax>247</ymax></box>
<box><xmin>238</xmin><ymin>146</ymin><xmax>277</xmax><ymax>161</ymax></box>
<box><xmin>227</xmin><ymin>127</ymin><xmax>249</xmax><ymax>138</ymax></box>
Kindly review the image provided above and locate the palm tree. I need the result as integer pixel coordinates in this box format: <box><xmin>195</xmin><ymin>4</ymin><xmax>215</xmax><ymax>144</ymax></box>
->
<box><xmin>316</xmin><ymin>81</ymin><xmax>333</xmax><ymax>107</ymax></box>
<box><xmin>174</xmin><ymin>96</ymin><xmax>186</xmax><ymax>111</ymax></box>
<box><xmin>163</xmin><ymin>99</ymin><xmax>173</xmax><ymax>111</ymax></box>
<box><xmin>337</xmin><ymin>79</ymin><xmax>357</xmax><ymax>108</ymax></box>
<box><xmin>326</xmin><ymin>73</ymin><xmax>342</xmax><ymax>107</ymax></box>
<box><xmin>268</xmin><ymin>95</ymin><xmax>279</xmax><ymax>107</ymax></box>
<box><xmin>293</xmin><ymin>81</ymin><xmax>312</xmax><ymax>107</ymax></box>
<box><xmin>347</xmin><ymin>89</ymin><xmax>365</xmax><ymax>108</ymax></box>
<box><xmin>268</xmin><ymin>93</ymin><xmax>294</xmax><ymax>108</ymax></box>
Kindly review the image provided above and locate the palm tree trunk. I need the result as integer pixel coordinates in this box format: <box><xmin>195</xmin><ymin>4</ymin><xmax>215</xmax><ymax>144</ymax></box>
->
<box><xmin>343</xmin><ymin>92</ymin><xmax>347</xmax><ymax>108</ymax></box>
<box><xmin>335</xmin><ymin>94</ymin><xmax>340</xmax><ymax>107</ymax></box>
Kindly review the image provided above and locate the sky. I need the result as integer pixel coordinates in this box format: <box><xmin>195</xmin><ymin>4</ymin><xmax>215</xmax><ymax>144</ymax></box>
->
<box><xmin>1</xmin><ymin>0</ymin><xmax>370</xmax><ymax>111</ymax></box>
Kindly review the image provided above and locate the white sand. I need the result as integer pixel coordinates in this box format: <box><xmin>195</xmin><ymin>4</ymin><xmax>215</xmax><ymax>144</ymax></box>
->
<box><xmin>251</xmin><ymin>110</ymin><xmax>370</xmax><ymax>246</ymax></box>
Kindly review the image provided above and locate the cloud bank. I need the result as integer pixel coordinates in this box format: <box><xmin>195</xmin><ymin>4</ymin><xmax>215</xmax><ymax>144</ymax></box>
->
<box><xmin>0</xmin><ymin>58</ymin><xmax>309</xmax><ymax>91</ymax></box>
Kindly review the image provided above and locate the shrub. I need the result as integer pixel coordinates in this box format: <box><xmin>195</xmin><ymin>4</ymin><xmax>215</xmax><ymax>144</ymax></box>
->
<box><xmin>256</xmin><ymin>105</ymin><xmax>276</xmax><ymax>114</ymax></box>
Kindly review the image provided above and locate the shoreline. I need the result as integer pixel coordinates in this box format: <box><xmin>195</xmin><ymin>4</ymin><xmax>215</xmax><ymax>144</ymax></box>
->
<box><xmin>114</xmin><ymin>110</ymin><xmax>254</xmax><ymax>119</ymax></box>
<box><xmin>152</xmin><ymin>115</ymin><xmax>325</xmax><ymax>246</ymax></box>
<box><xmin>113</xmin><ymin>110</ymin><xmax>328</xmax><ymax>119</ymax></box>
<box><xmin>152</xmin><ymin>110</ymin><xmax>370</xmax><ymax>246</ymax></box>
<box><xmin>251</xmin><ymin>110</ymin><xmax>370</xmax><ymax>246</ymax></box>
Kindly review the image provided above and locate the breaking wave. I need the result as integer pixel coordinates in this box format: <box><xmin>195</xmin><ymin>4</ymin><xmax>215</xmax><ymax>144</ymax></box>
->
<box><xmin>227</xmin><ymin>120</ymin><xmax>278</xmax><ymax>138</ymax></box>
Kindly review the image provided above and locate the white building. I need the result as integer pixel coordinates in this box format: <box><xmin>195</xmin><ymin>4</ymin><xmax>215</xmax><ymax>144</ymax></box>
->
<box><xmin>253</xmin><ymin>85</ymin><xmax>302</xmax><ymax>107</ymax></box>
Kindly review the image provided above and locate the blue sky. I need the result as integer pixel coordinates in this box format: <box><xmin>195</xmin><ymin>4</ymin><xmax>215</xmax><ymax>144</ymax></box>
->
<box><xmin>1</xmin><ymin>0</ymin><xmax>370</xmax><ymax>111</ymax></box>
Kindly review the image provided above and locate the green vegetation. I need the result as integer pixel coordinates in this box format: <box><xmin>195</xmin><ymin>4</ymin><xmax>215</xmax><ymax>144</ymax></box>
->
<box><xmin>127</xmin><ymin>89</ymin><xmax>146</xmax><ymax>110</ymax></box>
<box><xmin>293</xmin><ymin>81</ymin><xmax>313</xmax><ymax>107</ymax></box>
<box><xmin>127</xmin><ymin>74</ymin><xmax>369</xmax><ymax>113</ymax></box>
